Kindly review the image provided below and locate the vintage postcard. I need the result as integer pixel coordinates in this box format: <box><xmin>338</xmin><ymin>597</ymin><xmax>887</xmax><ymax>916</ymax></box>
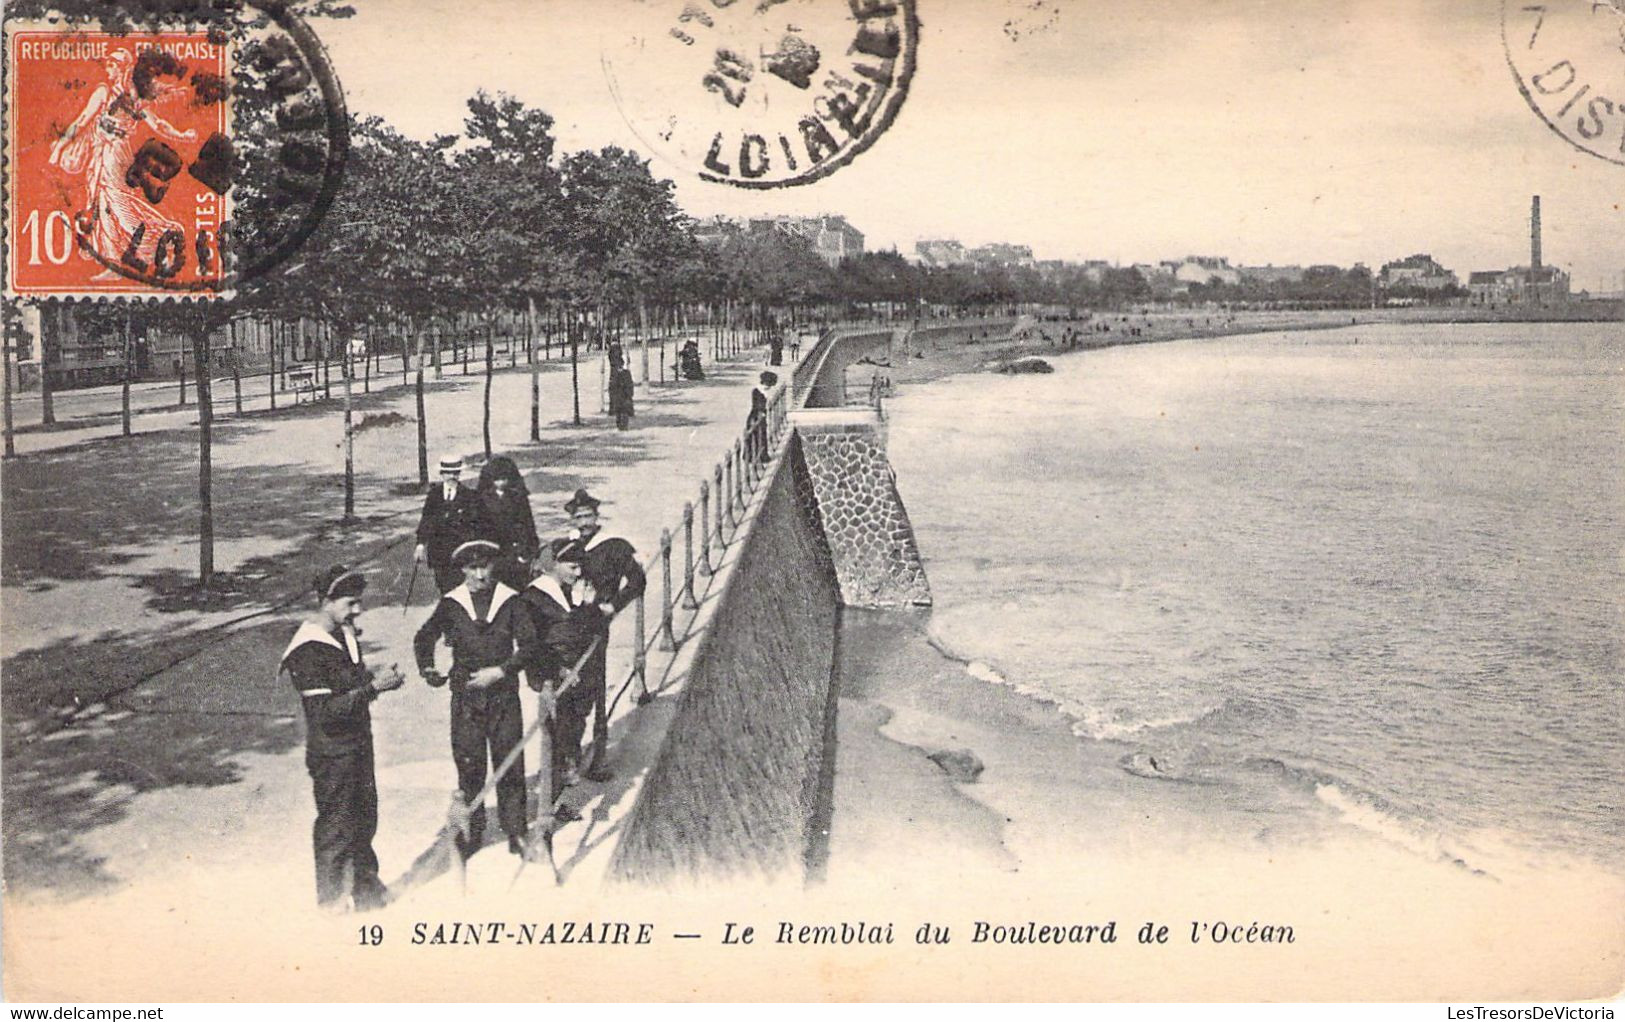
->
<box><xmin>1</xmin><ymin>0</ymin><xmax>1621</xmax><ymax>1005</ymax></box>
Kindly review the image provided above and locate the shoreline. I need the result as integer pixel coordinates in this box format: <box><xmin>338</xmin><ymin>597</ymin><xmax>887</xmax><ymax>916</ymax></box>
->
<box><xmin>827</xmin><ymin>607</ymin><xmax>1625</xmax><ymax>999</ymax></box>
<box><xmin>868</xmin><ymin>304</ymin><xmax>1623</xmax><ymax>391</ymax></box>
<box><xmin>823</xmin><ymin>316</ymin><xmax>1625</xmax><ymax>999</ymax></box>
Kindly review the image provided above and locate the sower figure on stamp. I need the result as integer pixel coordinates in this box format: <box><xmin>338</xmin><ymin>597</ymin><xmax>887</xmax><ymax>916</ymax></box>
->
<box><xmin>413</xmin><ymin>540</ymin><xmax>540</xmax><ymax>858</ymax></box>
<box><xmin>415</xmin><ymin>454</ymin><xmax>488</xmax><ymax>594</ymax></box>
<box><xmin>565</xmin><ymin>489</ymin><xmax>646</xmax><ymax>781</ymax></box>
<box><xmin>520</xmin><ymin>538</ymin><xmax>601</xmax><ymax>820</ymax></box>
<box><xmin>280</xmin><ymin>566</ymin><xmax>405</xmax><ymax>913</ymax></box>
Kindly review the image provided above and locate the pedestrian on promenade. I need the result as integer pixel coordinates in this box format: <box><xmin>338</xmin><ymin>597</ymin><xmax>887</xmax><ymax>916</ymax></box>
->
<box><xmin>415</xmin><ymin>454</ymin><xmax>488</xmax><ymax>594</ymax></box>
<box><xmin>747</xmin><ymin>371</ymin><xmax>778</xmax><ymax>464</ymax></box>
<box><xmin>608</xmin><ymin>345</ymin><xmax>635</xmax><ymax>431</ymax></box>
<box><xmin>768</xmin><ymin>320</ymin><xmax>784</xmax><ymax>366</ymax></box>
<box><xmin>477</xmin><ymin>455</ymin><xmax>539</xmax><ymax>592</ymax></box>
<box><xmin>679</xmin><ymin>338</ymin><xmax>706</xmax><ymax>381</ymax></box>
<box><xmin>564</xmin><ymin>489</ymin><xmax>646</xmax><ymax>781</ymax></box>
<box><xmin>280</xmin><ymin>565</ymin><xmax>405</xmax><ymax>913</ymax></box>
<box><xmin>413</xmin><ymin>540</ymin><xmax>540</xmax><ymax>858</ymax></box>
<box><xmin>521</xmin><ymin>538</ymin><xmax>601</xmax><ymax>817</ymax></box>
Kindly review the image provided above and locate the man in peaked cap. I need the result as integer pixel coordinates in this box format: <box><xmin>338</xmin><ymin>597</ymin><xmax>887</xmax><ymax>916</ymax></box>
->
<box><xmin>413</xmin><ymin>540</ymin><xmax>540</xmax><ymax>857</ymax></box>
<box><xmin>415</xmin><ymin>454</ymin><xmax>489</xmax><ymax>594</ymax></box>
<box><xmin>564</xmin><ymin>489</ymin><xmax>645</xmax><ymax>782</ymax></box>
<box><xmin>280</xmin><ymin>565</ymin><xmax>405</xmax><ymax>912</ymax></box>
<box><xmin>521</xmin><ymin>538</ymin><xmax>601</xmax><ymax>818</ymax></box>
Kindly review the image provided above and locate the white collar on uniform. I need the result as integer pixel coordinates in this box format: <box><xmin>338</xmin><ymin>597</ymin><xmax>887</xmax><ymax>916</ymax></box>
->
<box><xmin>578</xmin><ymin>529</ymin><xmax>612</xmax><ymax>552</ymax></box>
<box><xmin>281</xmin><ymin>620</ymin><xmax>361</xmax><ymax>665</ymax></box>
<box><xmin>526</xmin><ymin>575</ymin><xmax>572</xmax><ymax>610</ymax></box>
<box><xmin>446</xmin><ymin>582</ymin><xmax>516</xmax><ymax>622</ymax></box>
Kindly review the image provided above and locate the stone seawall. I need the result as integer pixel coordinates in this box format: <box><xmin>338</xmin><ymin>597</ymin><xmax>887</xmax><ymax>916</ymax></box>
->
<box><xmin>608</xmin><ymin>433</ymin><xmax>842</xmax><ymax>884</ymax></box>
<box><xmin>796</xmin><ymin>420</ymin><xmax>931</xmax><ymax>609</ymax></box>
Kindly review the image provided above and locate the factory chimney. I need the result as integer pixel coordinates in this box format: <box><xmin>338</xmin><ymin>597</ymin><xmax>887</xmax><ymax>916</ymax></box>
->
<box><xmin>1531</xmin><ymin>195</ymin><xmax>1542</xmax><ymax>270</ymax></box>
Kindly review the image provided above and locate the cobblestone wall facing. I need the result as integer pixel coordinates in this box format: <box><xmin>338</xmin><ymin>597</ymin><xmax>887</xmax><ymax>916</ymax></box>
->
<box><xmin>796</xmin><ymin>423</ymin><xmax>931</xmax><ymax>609</ymax></box>
<box><xmin>607</xmin><ymin>434</ymin><xmax>841</xmax><ymax>884</ymax></box>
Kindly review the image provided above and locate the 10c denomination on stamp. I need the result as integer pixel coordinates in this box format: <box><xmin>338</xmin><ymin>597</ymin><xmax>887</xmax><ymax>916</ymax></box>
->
<box><xmin>4</xmin><ymin>1</ymin><xmax>349</xmax><ymax>300</ymax></box>
<box><xmin>602</xmin><ymin>0</ymin><xmax>918</xmax><ymax>189</ymax></box>
<box><xmin>1502</xmin><ymin>0</ymin><xmax>1625</xmax><ymax>166</ymax></box>
<box><xmin>6</xmin><ymin>26</ymin><xmax>232</xmax><ymax>297</ymax></box>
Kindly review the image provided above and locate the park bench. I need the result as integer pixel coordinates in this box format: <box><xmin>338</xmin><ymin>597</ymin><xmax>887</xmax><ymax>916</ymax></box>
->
<box><xmin>284</xmin><ymin>368</ymin><xmax>317</xmax><ymax>403</ymax></box>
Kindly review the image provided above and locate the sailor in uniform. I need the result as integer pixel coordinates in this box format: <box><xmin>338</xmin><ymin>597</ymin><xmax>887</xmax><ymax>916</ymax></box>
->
<box><xmin>521</xmin><ymin>538</ymin><xmax>601</xmax><ymax>815</ymax></box>
<box><xmin>280</xmin><ymin>565</ymin><xmax>404</xmax><ymax>912</ymax></box>
<box><xmin>412</xmin><ymin>540</ymin><xmax>540</xmax><ymax>857</ymax></box>
<box><xmin>564</xmin><ymin>489</ymin><xmax>646</xmax><ymax>782</ymax></box>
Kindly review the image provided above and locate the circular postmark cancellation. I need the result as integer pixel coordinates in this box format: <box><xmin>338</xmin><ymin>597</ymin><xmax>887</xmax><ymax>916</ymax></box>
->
<box><xmin>1502</xmin><ymin>0</ymin><xmax>1625</xmax><ymax>166</ymax></box>
<box><xmin>602</xmin><ymin>0</ymin><xmax>919</xmax><ymax>189</ymax></box>
<box><xmin>4</xmin><ymin>0</ymin><xmax>348</xmax><ymax>299</ymax></box>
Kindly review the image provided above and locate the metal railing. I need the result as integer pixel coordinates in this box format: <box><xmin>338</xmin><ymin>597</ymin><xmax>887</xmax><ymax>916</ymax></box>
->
<box><xmin>401</xmin><ymin>360</ymin><xmax>795</xmax><ymax>894</ymax></box>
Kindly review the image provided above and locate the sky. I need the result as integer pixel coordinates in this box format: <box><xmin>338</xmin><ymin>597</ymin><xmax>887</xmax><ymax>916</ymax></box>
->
<box><xmin>315</xmin><ymin>0</ymin><xmax>1624</xmax><ymax>291</ymax></box>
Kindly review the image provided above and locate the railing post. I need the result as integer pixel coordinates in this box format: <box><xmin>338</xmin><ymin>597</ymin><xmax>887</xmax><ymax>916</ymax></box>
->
<box><xmin>734</xmin><ymin>438</ymin><xmax>746</xmax><ymax>507</ymax></box>
<box><xmin>723</xmin><ymin>452</ymin><xmax>735</xmax><ymax>528</ymax></box>
<box><xmin>698</xmin><ymin>481</ymin><xmax>712</xmax><ymax>576</ymax></box>
<box><xmin>658</xmin><ymin>529</ymin><xmax>676</xmax><ymax>651</ymax></box>
<box><xmin>682</xmin><ymin>502</ymin><xmax>698</xmax><ymax>608</ymax></box>
<box><xmin>632</xmin><ymin>591</ymin><xmax>647</xmax><ymax>693</ymax></box>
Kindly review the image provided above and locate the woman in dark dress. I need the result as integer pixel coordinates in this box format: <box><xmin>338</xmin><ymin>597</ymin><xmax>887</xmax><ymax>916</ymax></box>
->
<box><xmin>476</xmin><ymin>455</ymin><xmax>539</xmax><ymax>591</ymax></box>
<box><xmin>607</xmin><ymin>343</ymin><xmax>635</xmax><ymax>430</ymax></box>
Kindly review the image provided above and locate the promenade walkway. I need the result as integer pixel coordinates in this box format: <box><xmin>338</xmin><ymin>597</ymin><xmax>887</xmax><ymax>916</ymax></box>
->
<box><xmin>1</xmin><ymin>332</ymin><xmax>783</xmax><ymax>914</ymax></box>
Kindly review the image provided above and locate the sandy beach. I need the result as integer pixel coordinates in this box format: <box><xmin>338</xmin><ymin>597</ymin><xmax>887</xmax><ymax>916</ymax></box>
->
<box><xmin>822</xmin><ymin>312</ymin><xmax>1625</xmax><ymax>1002</ymax></box>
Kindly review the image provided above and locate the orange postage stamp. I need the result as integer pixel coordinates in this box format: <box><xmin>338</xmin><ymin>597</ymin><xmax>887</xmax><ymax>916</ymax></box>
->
<box><xmin>5</xmin><ymin>25</ymin><xmax>231</xmax><ymax>298</ymax></box>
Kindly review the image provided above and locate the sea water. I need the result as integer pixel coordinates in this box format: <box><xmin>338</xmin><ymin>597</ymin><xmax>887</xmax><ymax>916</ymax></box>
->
<box><xmin>884</xmin><ymin>321</ymin><xmax>1624</xmax><ymax>870</ymax></box>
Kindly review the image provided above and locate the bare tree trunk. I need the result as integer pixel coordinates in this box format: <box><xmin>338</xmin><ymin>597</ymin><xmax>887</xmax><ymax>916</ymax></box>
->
<box><xmin>121</xmin><ymin>311</ymin><xmax>133</xmax><ymax>437</ymax></box>
<box><xmin>570</xmin><ymin>312</ymin><xmax>581</xmax><ymax>426</ymax></box>
<box><xmin>638</xmin><ymin>294</ymin><xmax>649</xmax><ymax>385</ymax></box>
<box><xmin>268</xmin><ymin>321</ymin><xmax>278</xmax><ymax>411</ymax></box>
<box><xmin>2</xmin><ymin>325</ymin><xmax>16</xmax><ymax>458</ymax></box>
<box><xmin>414</xmin><ymin>320</ymin><xmax>429</xmax><ymax>487</ymax></box>
<box><xmin>191</xmin><ymin>318</ymin><xmax>214</xmax><ymax>588</ymax></box>
<box><xmin>342</xmin><ymin>335</ymin><xmax>355</xmax><ymax>521</ymax></box>
<box><xmin>482</xmin><ymin>315</ymin><xmax>494</xmax><ymax>460</ymax></box>
<box><xmin>40</xmin><ymin>304</ymin><xmax>56</xmax><ymax>425</ymax></box>
<box><xmin>528</xmin><ymin>296</ymin><xmax>541</xmax><ymax>443</ymax></box>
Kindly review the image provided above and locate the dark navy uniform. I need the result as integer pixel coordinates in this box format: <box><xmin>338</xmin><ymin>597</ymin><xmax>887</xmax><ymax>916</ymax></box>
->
<box><xmin>281</xmin><ymin>622</ymin><xmax>387</xmax><ymax>910</ymax></box>
<box><xmin>413</xmin><ymin>582</ymin><xmax>539</xmax><ymax>851</ymax></box>
<box><xmin>572</xmin><ymin>528</ymin><xmax>645</xmax><ymax>771</ymax></box>
<box><xmin>521</xmin><ymin>572</ymin><xmax>599</xmax><ymax>792</ymax></box>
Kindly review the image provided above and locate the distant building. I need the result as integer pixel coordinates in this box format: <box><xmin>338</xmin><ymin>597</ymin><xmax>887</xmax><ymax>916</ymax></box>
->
<box><xmin>742</xmin><ymin>214</ymin><xmax>865</xmax><ymax>266</ymax></box>
<box><xmin>1239</xmin><ymin>264</ymin><xmax>1305</xmax><ymax>285</ymax></box>
<box><xmin>915</xmin><ymin>239</ymin><xmax>970</xmax><ymax>267</ymax></box>
<box><xmin>967</xmin><ymin>243</ymin><xmax>1035</xmax><ymax>269</ymax></box>
<box><xmin>1079</xmin><ymin>259</ymin><xmax>1113</xmax><ymax>283</ymax></box>
<box><xmin>1170</xmin><ymin>256</ymin><xmax>1241</xmax><ymax>287</ymax></box>
<box><xmin>692</xmin><ymin>214</ymin><xmax>737</xmax><ymax>246</ymax></box>
<box><xmin>1379</xmin><ymin>253</ymin><xmax>1458</xmax><ymax>291</ymax></box>
<box><xmin>1467</xmin><ymin>196</ymin><xmax>1571</xmax><ymax>305</ymax></box>
<box><xmin>1467</xmin><ymin>265</ymin><xmax>1570</xmax><ymax>305</ymax></box>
